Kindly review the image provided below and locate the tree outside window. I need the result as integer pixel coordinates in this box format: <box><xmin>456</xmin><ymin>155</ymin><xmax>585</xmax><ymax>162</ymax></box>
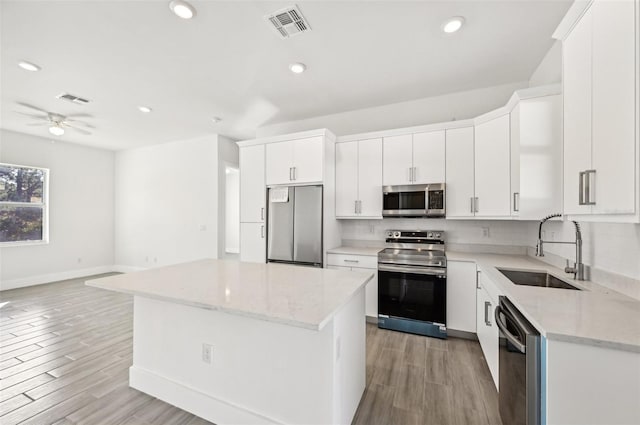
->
<box><xmin>0</xmin><ymin>163</ymin><xmax>49</xmax><ymax>244</ymax></box>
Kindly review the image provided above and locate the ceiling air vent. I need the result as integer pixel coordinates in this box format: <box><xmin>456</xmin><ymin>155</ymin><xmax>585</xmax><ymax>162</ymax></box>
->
<box><xmin>56</xmin><ymin>93</ymin><xmax>90</xmax><ymax>105</ymax></box>
<box><xmin>264</xmin><ymin>5</ymin><xmax>311</xmax><ymax>39</ymax></box>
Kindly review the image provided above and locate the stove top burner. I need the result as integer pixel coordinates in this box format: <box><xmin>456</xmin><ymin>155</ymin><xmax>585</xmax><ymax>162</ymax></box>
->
<box><xmin>379</xmin><ymin>230</ymin><xmax>446</xmax><ymax>268</ymax></box>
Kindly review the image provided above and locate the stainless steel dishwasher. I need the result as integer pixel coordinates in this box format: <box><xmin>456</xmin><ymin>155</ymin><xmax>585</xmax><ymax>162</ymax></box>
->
<box><xmin>495</xmin><ymin>296</ymin><xmax>541</xmax><ymax>425</ymax></box>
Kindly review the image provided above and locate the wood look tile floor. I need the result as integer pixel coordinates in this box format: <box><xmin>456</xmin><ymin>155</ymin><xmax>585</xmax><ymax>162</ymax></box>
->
<box><xmin>0</xmin><ymin>275</ymin><xmax>501</xmax><ymax>425</ymax></box>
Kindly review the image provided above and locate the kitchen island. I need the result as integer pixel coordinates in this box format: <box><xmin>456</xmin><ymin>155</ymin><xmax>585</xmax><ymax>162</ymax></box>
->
<box><xmin>86</xmin><ymin>259</ymin><xmax>373</xmax><ymax>425</ymax></box>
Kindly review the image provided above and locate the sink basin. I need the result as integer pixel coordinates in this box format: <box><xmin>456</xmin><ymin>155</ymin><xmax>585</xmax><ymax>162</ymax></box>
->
<box><xmin>498</xmin><ymin>269</ymin><xmax>581</xmax><ymax>290</ymax></box>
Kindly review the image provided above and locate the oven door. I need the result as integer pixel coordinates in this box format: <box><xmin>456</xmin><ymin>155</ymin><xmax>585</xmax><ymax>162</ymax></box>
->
<box><xmin>377</xmin><ymin>264</ymin><xmax>446</xmax><ymax>325</ymax></box>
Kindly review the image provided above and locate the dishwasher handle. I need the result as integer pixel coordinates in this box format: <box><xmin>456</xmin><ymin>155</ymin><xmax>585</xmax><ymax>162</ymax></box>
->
<box><xmin>495</xmin><ymin>304</ymin><xmax>526</xmax><ymax>354</ymax></box>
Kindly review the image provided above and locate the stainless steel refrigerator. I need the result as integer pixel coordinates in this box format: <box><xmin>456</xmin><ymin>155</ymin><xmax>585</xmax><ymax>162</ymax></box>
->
<box><xmin>267</xmin><ymin>185</ymin><xmax>323</xmax><ymax>267</ymax></box>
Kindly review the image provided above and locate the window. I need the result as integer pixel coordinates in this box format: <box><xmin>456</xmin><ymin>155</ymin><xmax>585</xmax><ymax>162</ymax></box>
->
<box><xmin>0</xmin><ymin>163</ymin><xmax>49</xmax><ymax>244</ymax></box>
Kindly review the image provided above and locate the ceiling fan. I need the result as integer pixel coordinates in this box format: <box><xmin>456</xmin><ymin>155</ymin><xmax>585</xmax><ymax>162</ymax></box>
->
<box><xmin>14</xmin><ymin>102</ymin><xmax>94</xmax><ymax>136</ymax></box>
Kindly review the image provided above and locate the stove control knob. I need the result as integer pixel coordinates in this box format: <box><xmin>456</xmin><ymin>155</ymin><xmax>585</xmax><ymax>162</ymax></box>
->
<box><xmin>427</xmin><ymin>232</ymin><xmax>433</xmax><ymax>238</ymax></box>
<box><xmin>435</xmin><ymin>233</ymin><xmax>441</xmax><ymax>238</ymax></box>
<box><xmin>393</xmin><ymin>231</ymin><xmax>401</xmax><ymax>238</ymax></box>
<box><xmin>387</xmin><ymin>231</ymin><xmax>393</xmax><ymax>238</ymax></box>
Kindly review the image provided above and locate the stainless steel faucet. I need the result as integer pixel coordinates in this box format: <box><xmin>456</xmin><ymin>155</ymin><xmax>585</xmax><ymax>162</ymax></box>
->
<box><xmin>535</xmin><ymin>213</ymin><xmax>585</xmax><ymax>281</ymax></box>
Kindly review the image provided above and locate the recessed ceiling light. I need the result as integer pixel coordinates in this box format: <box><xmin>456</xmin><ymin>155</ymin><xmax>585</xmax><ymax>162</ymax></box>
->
<box><xmin>442</xmin><ymin>17</ymin><xmax>465</xmax><ymax>34</ymax></box>
<box><xmin>49</xmin><ymin>125</ymin><xmax>64</xmax><ymax>136</ymax></box>
<box><xmin>289</xmin><ymin>63</ymin><xmax>306</xmax><ymax>74</ymax></box>
<box><xmin>211</xmin><ymin>116</ymin><xmax>222</xmax><ymax>123</ymax></box>
<box><xmin>18</xmin><ymin>61</ymin><xmax>41</xmax><ymax>72</ymax></box>
<box><xmin>169</xmin><ymin>0</ymin><xmax>196</xmax><ymax>19</ymax></box>
<box><xmin>138</xmin><ymin>106</ymin><xmax>152</xmax><ymax>113</ymax></box>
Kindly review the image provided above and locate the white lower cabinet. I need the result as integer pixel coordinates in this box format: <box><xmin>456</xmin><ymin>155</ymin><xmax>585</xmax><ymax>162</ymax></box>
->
<box><xmin>327</xmin><ymin>253</ymin><xmax>378</xmax><ymax>318</ymax></box>
<box><xmin>476</xmin><ymin>270</ymin><xmax>500</xmax><ymax>390</ymax></box>
<box><xmin>240</xmin><ymin>222</ymin><xmax>265</xmax><ymax>263</ymax></box>
<box><xmin>446</xmin><ymin>261</ymin><xmax>476</xmax><ymax>333</ymax></box>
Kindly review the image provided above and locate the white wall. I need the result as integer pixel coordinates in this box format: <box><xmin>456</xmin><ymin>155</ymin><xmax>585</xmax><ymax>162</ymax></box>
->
<box><xmin>0</xmin><ymin>130</ymin><xmax>115</xmax><ymax>289</ymax></box>
<box><xmin>114</xmin><ymin>135</ymin><xmax>220</xmax><ymax>269</ymax></box>
<box><xmin>257</xmin><ymin>81</ymin><xmax>528</xmax><ymax>138</ymax></box>
<box><xmin>529</xmin><ymin>40</ymin><xmax>562</xmax><ymax>87</ymax></box>
<box><xmin>225</xmin><ymin>168</ymin><xmax>240</xmax><ymax>254</ymax></box>
<box><xmin>217</xmin><ymin>136</ymin><xmax>239</xmax><ymax>258</ymax></box>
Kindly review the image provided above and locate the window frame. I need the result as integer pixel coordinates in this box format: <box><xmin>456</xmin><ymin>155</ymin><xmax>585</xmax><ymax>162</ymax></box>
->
<box><xmin>0</xmin><ymin>162</ymin><xmax>50</xmax><ymax>247</ymax></box>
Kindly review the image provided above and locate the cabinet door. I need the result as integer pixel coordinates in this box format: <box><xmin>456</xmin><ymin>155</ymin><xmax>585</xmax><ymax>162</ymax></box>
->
<box><xmin>292</xmin><ymin>136</ymin><xmax>324</xmax><ymax>183</ymax></box>
<box><xmin>474</xmin><ymin>115</ymin><xmax>511</xmax><ymax>217</ymax></box>
<box><xmin>476</xmin><ymin>282</ymin><xmax>499</xmax><ymax>390</ymax></box>
<box><xmin>240</xmin><ymin>222</ymin><xmax>266</xmax><ymax>263</ymax></box>
<box><xmin>240</xmin><ymin>145</ymin><xmax>265</xmax><ymax>223</ymax></box>
<box><xmin>519</xmin><ymin>96</ymin><xmax>563</xmax><ymax>220</ymax></box>
<box><xmin>445</xmin><ymin>127</ymin><xmax>475</xmax><ymax>217</ymax></box>
<box><xmin>358</xmin><ymin>138</ymin><xmax>383</xmax><ymax>218</ymax></box>
<box><xmin>591</xmin><ymin>0</ymin><xmax>636</xmax><ymax>214</ymax></box>
<box><xmin>510</xmin><ymin>104</ymin><xmax>520</xmax><ymax>217</ymax></box>
<box><xmin>361</xmin><ymin>268</ymin><xmax>378</xmax><ymax>318</ymax></box>
<box><xmin>412</xmin><ymin>130</ymin><xmax>445</xmax><ymax>184</ymax></box>
<box><xmin>335</xmin><ymin>141</ymin><xmax>359</xmax><ymax>217</ymax></box>
<box><xmin>265</xmin><ymin>141</ymin><xmax>294</xmax><ymax>185</ymax></box>
<box><xmin>563</xmin><ymin>7</ymin><xmax>593</xmax><ymax>215</ymax></box>
<box><xmin>382</xmin><ymin>134</ymin><xmax>413</xmax><ymax>185</ymax></box>
<box><xmin>446</xmin><ymin>261</ymin><xmax>476</xmax><ymax>333</ymax></box>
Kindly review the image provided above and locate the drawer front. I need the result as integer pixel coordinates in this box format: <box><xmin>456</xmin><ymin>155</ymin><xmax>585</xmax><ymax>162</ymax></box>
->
<box><xmin>327</xmin><ymin>253</ymin><xmax>377</xmax><ymax>269</ymax></box>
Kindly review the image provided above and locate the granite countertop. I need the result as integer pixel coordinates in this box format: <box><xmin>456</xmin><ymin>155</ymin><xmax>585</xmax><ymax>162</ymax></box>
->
<box><xmin>447</xmin><ymin>252</ymin><xmax>640</xmax><ymax>352</ymax></box>
<box><xmin>86</xmin><ymin>259</ymin><xmax>373</xmax><ymax>331</ymax></box>
<box><xmin>326</xmin><ymin>246</ymin><xmax>383</xmax><ymax>256</ymax></box>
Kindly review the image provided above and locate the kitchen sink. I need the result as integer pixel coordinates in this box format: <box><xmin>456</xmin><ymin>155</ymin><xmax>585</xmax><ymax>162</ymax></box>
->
<box><xmin>498</xmin><ymin>269</ymin><xmax>581</xmax><ymax>290</ymax></box>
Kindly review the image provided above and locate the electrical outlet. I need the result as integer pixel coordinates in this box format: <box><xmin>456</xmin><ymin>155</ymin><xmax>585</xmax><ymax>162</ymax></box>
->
<box><xmin>481</xmin><ymin>227</ymin><xmax>490</xmax><ymax>238</ymax></box>
<box><xmin>202</xmin><ymin>343</ymin><xmax>213</xmax><ymax>364</ymax></box>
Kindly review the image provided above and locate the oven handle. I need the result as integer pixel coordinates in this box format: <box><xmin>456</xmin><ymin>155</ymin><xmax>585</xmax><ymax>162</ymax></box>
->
<box><xmin>378</xmin><ymin>264</ymin><xmax>446</xmax><ymax>277</ymax></box>
<box><xmin>495</xmin><ymin>304</ymin><xmax>526</xmax><ymax>354</ymax></box>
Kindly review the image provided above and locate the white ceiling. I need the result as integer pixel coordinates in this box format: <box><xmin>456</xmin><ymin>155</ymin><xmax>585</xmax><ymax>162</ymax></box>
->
<box><xmin>0</xmin><ymin>1</ymin><xmax>572</xmax><ymax>150</ymax></box>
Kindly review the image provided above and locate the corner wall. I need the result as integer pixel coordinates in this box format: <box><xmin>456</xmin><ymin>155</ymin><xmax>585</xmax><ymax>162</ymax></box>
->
<box><xmin>0</xmin><ymin>130</ymin><xmax>115</xmax><ymax>289</ymax></box>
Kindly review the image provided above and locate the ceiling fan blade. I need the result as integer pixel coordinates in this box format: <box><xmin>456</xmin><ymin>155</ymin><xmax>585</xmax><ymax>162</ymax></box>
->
<box><xmin>14</xmin><ymin>111</ymin><xmax>48</xmax><ymax>119</ymax></box>
<box><xmin>65</xmin><ymin>113</ymin><xmax>93</xmax><ymax>119</ymax></box>
<box><xmin>63</xmin><ymin>123</ymin><xmax>92</xmax><ymax>135</ymax></box>
<box><xmin>25</xmin><ymin>122</ymin><xmax>50</xmax><ymax>126</ymax></box>
<box><xmin>62</xmin><ymin>119</ymin><xmax>95</xmax><ymax>129</ymax></box>
<box><xmin>16</xmin><ymin>102</ymin><xmax>50</xmax><ymax>114</ymax></box>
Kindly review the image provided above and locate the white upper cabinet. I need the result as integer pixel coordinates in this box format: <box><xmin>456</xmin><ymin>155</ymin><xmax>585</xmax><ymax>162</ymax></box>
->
<box><xmin>561</xmin><ymin>0</ymin><xmax>638</xmax><ymax>221</ymax></box>
<box><xmin>240</xmin><ymin>145</ymin><xmax>265</xmax><ymax>223</ymax></box>
<box><xmin>445</xmin><ymin>127</ymin><xmax>475</xmax><ymax>218</ymax></box>
<box><xmin>335</xmin><ymin>138</ymin><xmax>383</xmax><ymax>218</ymax></box>
<box><xmin>413</xmin><ymin>131</ymin><xmax>446</xmax><ymax>184</ymax></box>
<box><xmin>382</xmin><ymin>134</ymin><xmax>413</xmax><ymax>185</ymax></box>
<box><xmin>335</xmin><ymin>141</ymin><xmax>359</xmax><ymax>217</ymax></box>
<box><xmin>265</xmin><ymin>136</ymin><xmax>324</xmax><ymax>185</ymax></box>
<box><xmin>512</xmin><ymin>95</ymin><xmax>563</xmax><ymax>220</ymax></box>
<box><xmin>358</xmin><ymin>138</ymin><xmax>383</xmax><ymax>217</ymax></box>
<box><xmin>591</xmin><ymin>0</ymin><xmax>636</xmax><ymax>215</ymax></box>
<box><xmin>474</xmin><ymin>114</ymin><xmax>511</xmax><ymax>217</ymax></box>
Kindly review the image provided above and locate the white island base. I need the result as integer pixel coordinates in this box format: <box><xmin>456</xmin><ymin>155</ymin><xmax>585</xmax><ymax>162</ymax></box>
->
<box><xmin>129</xmin><ymin>292</ymin><xmax>365</xmax><ymax>425</ymax></box>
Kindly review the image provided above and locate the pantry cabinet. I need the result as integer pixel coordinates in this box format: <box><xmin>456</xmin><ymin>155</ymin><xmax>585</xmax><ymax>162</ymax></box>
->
<box><xmin>240</xmin><ymin>145</ymin><xmax>265</xmax><ymax>223</ymax></box>
<box><xmin>265</xmin><ymin>136</ymin><xmax>324</xmax><ymax>185</ymax></box>
<box><xmin>382</xmin><ymin>131</ymin><xmax>445</xmax><ymax>185</ymax></box>
<box><xmin>560</xmin><ymin>0</ymin><xmax>638</xmax><ymax>220</ymax></box>
<box><xmin>335</xmin><ymin>138</ymin><xmax>383</xmax><ymax>218</ymax></box>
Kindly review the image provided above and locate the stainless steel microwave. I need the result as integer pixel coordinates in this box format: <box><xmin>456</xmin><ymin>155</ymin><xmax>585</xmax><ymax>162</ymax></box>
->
<box><xmin>382</xmin><ymin>183</ymin><xmax>445</xmax><ymax>217</ymax></box>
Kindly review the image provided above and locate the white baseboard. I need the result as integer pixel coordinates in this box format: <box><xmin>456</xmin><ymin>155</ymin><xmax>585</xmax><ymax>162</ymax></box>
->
<box><xmin>0</xmin><ymin>266</ymin><xmax>116</xmax><ymax>291</ymax></box>
<box><xmin>129</xmin><ymin>366</ymin><xmax>283</xmax><ymax>425</ymax></box>
<box><xmin>0</xmin><ymin>264</ymin><xmax>147</xmax><ymax>291</ymax></box>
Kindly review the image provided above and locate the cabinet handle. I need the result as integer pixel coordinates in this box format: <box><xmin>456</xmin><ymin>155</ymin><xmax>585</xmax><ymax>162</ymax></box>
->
<box><xmin>359</xmin><ymin>200</ymin><xmax>362</xmax><ymax>214</ymax></box>
<box><xmin>474</xmin><ymin>197</ymin><xmax>479</xmax><ymax>213</ymax></box>
<box><xmin>407</xmin><ymin>167</ymin><xmax>412</xmax><ymax>182</ymax></box>
<box><xmin>293</xmin><ymin>167</ymin><xmax>297</xmax><ymax>181</ymax></box>
<box><xmin>289</xmin><ymin>167</ymin><xmax>293</xmax><ymax>181</ymax></box>
<box><xmin>354</xmin><ymin>200</ymin><xmax>358</xmax><ymax>214</ymax></box>
<box><xmin>476</xmin><ymin>270</ymin><xmax>481</xmax><ymax>289</ymax></box>
<box><xmin>344</xmin><ymin>259</ymin><xmax>360</xmax><ymax>263</ymax></box>
<box><xmin>586</xmin><ymin>169</ymin><xmax>596</xmax><ymax>205</ymax></box>
<box><xmin>261</xmin><ymin>225</ymin><xmax>265</xmax><ymax>239</ymax></box>
<box><xmin>484</xmin><ymin>301</ymin><xmax>492</xmax><ymax>326</ymax></box>
<box><xmin>260</xmin><ymin>207</ymin><xmax>264</xmax><ymax>221</ymax></box>
<box><xmin>470</xmin><ymin>197</ymin><xmax>474</xmax><ymax>214</ymax></box>
<box><xmin>579</xmin><ymin>171</ymin><xmax>586</xmax><ymax>205</ymax></box>
<box><xmin>413</xmin><ymin>167</ymin><xmax>417</xmax><ymax>182</ymax></box>
<box><xmin>513</xmin><ymin>192</ymin><xmax>520</xmax><ymax>212</ymax></box>
<box><xmin>579</xmin><ymin>170</ymin><xmax>596</xmax><ymax>205</ymax></box>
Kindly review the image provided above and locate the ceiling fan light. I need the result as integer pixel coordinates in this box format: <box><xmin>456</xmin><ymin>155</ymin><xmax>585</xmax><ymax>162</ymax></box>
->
<box><xmin>49</xmin><ymin>125</ymin><xmax>65</xmax><ymax>136</ymax></box>
<box><xmin>169</xmin><ymin>0</ymin><xmax>196</xmax><ymax>19</ymax></box>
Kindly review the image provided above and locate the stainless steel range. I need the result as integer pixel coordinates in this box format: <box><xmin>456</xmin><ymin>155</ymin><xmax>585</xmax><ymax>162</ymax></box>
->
<box><xmin>377</xmin><ymin>230</ymin><xmax>447</xmax><ymax>339</ymax></box>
